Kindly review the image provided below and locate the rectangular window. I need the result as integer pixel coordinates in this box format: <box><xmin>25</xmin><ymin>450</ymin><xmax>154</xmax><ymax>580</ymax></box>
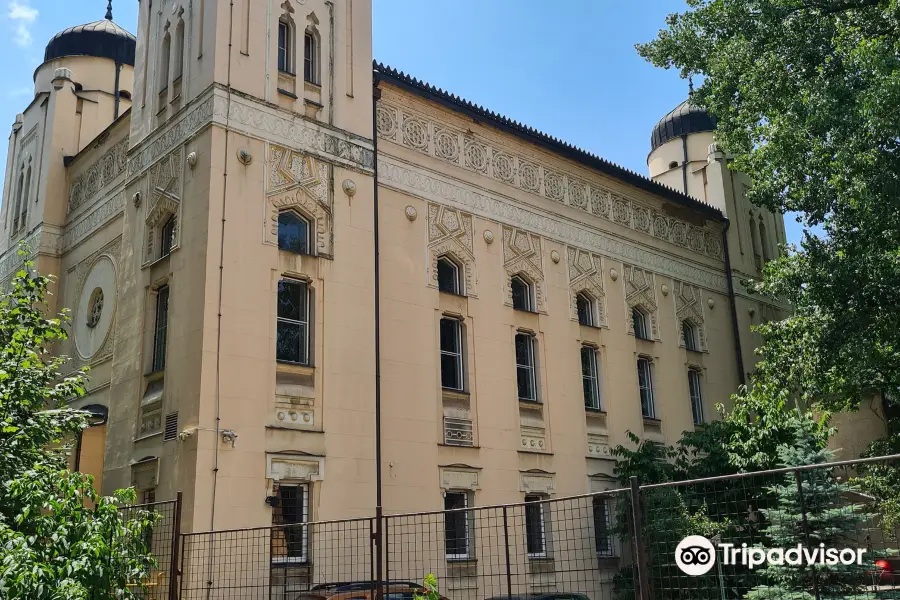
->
<box><xmin>440</xmin><ymin>318</ymin><xmax>464</xmax><ymax>391</ymax></box>
<box><xmin>304</xmin><ymin>31</ymin><xmax>317</xmax><ymax>84</ymax></box>
<box><xmin>593</xmin><ymin>497</ymin><xmax>613</xmax><ymax>557</ymax></box>
<box><xmin>444</xmin><ymin>492</ymin><xmax>471</xmax><ymax>560</ymax></box>
<box><xmin>272</xmin><ymin>483</ymin><xmax>308</xmax><ymax>562</ymax></box>
<box><xmin>632</xmin><ymin>308</ymin><xmax>649</xmax><ymax>340</ymax></box>
<box><xmin>637</xmin><ymin>358</ymin><xmax>655</xmax><ymax>419</ymax></box>
<box><xmin>276</xmin><ymin>279</ymin><xmax>309</xmax><ymax>365</ymax></box>
<box><xmin>581</xmin><ymin>345</ymin><xmax>601</xmax><ymax>410</ymax></box>
<box><xmin>688</xmin><ymin>368</ymin><xmax>704</xmax><ymax>425</ymax></box>
<box><xmin>524</xmin><ymin>495</ymin><xmax>546</xmax><ymax>558</ymax></box>
<box><xmin>277</xmin><ymin>22</ymin><xmax>290</xmax><ymax>73</ymax></box>
<box><xmin>515</xmin><ymin>333</ymin><xmax>537</xmax><ymax>402</ymax></box>
<box><xmin>152</xmin><ymin>285</ymin><xmax>169</xmax><ymax>372</ymax></box>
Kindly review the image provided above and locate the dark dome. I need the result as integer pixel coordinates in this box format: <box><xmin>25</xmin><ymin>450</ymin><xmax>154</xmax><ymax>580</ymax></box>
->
<box><xmin>650</xmin><ymin>99</ymin><xmax>717</xmax><ymax>152</ymax></box>
<box><xmin>44</xmin><ymin>19</ymin><xmax>136</xmax><ymax>66</ymax></box>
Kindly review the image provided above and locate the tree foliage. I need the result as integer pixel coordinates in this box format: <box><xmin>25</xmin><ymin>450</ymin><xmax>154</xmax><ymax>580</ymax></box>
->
<box><xmin>637</xmin><ymin>0</ymin><xmax>900</xmax><ymax>411</ymax></box>
<box><xmin>0</xmin><ymin>254</ymin><xmax>156</xmax><ymax>599</ymax></box>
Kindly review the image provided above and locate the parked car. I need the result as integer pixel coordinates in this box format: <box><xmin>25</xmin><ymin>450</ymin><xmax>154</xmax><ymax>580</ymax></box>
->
<box><xmin>296</xmin><ymin>581</ymin><xmax>451</xmax><ymax>600</ymax></box>
<box><xmin>486</xmin><ymin>594</ymin><xmax>591</xmax><ymax>600</ymax></box>
<box><xmin>874</xmin><ymin>558</ymin><xmax>900</xmax><ymax>586</ymax></box>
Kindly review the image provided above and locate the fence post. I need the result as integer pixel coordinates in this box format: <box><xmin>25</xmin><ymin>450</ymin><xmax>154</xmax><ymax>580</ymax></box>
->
<box><xmin>795</xmin><ymin>470</ymin><xmax>821</xmax><ymax>600</ymax></box>
<box><xmin>169</xmin><ymin>491</ymin><xmax>183</xmax><ymax>600</ymax></box>
<box><xmin>629</xmin><ymin>476</ymin><xmax>651</xmax><ymax>600</ymax></box>
<box><xmin>369</xmin><ymin>518</ymin><xmax>375</xmax><ymax>598</ymax></box>
<box><xmin>502</xmin><ymin>506</ymin><xmax>512</xmax><ymax>597</ymax></box>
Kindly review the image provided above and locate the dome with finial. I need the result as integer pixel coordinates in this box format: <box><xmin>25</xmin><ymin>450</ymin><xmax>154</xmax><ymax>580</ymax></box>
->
<box><xmin>650</xmin><ymin>98</ymin><xmax>717</xmax><ymax>152</ymax></box>
<box><xmin>43</xmin><ymin>2</ymin><xmax>136</xmax><ymax>67</ymax></box>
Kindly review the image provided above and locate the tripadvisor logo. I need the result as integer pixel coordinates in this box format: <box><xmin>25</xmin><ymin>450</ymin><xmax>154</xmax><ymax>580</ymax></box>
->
<box><xmin>675</xmin><ymin>535</ymin><xmax>867</xmax><ymax>576</ymax></box>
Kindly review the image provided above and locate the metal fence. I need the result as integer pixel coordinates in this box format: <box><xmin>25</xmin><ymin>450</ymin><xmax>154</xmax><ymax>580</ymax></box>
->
<box><xmin>119</xmin><ymin>492</ymin><xmax>183</xmax><ymax>600</ymax></box>
<box><xmin>112</xmin><ymin>455</ymin><xmax>900</xmax><ymax>599</ymax></box>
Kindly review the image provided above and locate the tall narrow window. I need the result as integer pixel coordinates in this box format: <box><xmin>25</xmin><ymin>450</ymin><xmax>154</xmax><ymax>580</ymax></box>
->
<box><xmin>172</xmin><ymin>20</ymin><xmax>185</xmax><ymax>81</ymax></box>
<box><xmin>444</xmin><ymin>492</ymin><xmax>471</xmax><ymax>560</ymax></box>
<box><xmin>304</xmin><ymin>30</ymin><xmax>318</xmax><ymax>84</ymax></box>
<box><xmin>637</xmin><ymin>357</ymin><xmax>655</xmax><ymax>419</ymax></box>
<box><xmin>759</xmin><ymin>221</ymin><xmax>771</xmax><ymax>262</ymax></box>
<box><xmin>20</xmin><ymin>166</ymin><xmax>30</xmax><ymax>225</ymax></box>
<box><xmin>160</xmin><ymin>216</ymin><xmax>176</xmax><ymax>258</ymax></box>
<box><xmin>272</xmin><ymin>483</ymin><xmax>308</xmax><ymax>562</ymax></box>
<box><xmin>440</xmin><ymin>317</ymin><xmax>463</xmax><ymax>391</ymax></box>
<box><xmin>437</xmin><ymin>256</ymin><xmax>462</xmax><ymax>295</ymax></box>
<box><xmin>515</xmin><ymin>332</ymin><xmax>537</xmax><ymax>402</ymax></box>
<box><xmin>749</xmin><ymin>213</ymin><xmax>762</xmax><ymax>270</ymax></box>
<box><xmin>581</xmin><ymin>345</ymin><xmax>601</xmax><ymax>410</ymax></box>
<box><xmin>159</xmin><ymin>33</ymin><xmax>171</xmax><ymax>93</ymax></box>
<box><xmin>152</xmin><ymin>286</ymin><xmax>170</xmax><ymax>372</ymax></box>
<box><xmin>688</xmin><ymin>368</ymin><xmax>704</xmax><ymax>425</ymax></box>
<box><xmin>576</xmin><ymin>292</ymin><xmax>594</xmax><ymax>326</ymax></box>
<box><xmin>632</xmin><ymin>308</ymin><xmax>649</xmax><ymax>340</ymax></box>
<box><xmin>511</xmin><ymin>275</ymin><xmax>533</xmax><ymax>312</ymax></box>
<box><xmin>11</xmin><ymin>172</ymin><xmax>23</xmax><ymax>232</ymax></box>
<box><xmin>524</xmin><ymin>495</ymin><xmax>546</xmax><ymax>558</ymax></box>
<box><xmin>682</xmin><ymin>320</ymin><xmax>698</xmax><ymax>352</ymax></box>
<box><xmin>277</xmin><ymin>211</ymin><xmax>310</xmax><ymax>255</ymax></box>
<box><xmin>277</xmin><ymin>19</ymin><xmax>293</xmax><ymax>73</ymax></box>
<box><xmin>276</xmin><ymin>279</ymin><xmax>309</xmax><ymax>365</ymax></box>
<box><xmin>593</xmin><ymin>497</ymin><xmax>613</xmax><ymax>556</ymax></box>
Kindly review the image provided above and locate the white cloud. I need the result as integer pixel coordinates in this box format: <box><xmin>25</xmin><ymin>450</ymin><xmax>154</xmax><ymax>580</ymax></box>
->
<box><xmin>8</xmin><ymin>1</ymin><xmax>38</xmax><ymax>47</ymax></box>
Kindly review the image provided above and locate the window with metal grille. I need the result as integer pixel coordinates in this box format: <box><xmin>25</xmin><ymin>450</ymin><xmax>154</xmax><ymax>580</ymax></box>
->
<box><xmin>276</xmin><ymin>279</ymin><xmax>309</xmax><ymax>365</ymax></box>
<box><xmin>444</xmin><ymin>492</ymin><xmax>472</xmax><ymax>560</ymax></box>
<box><xmin>632</xmin><ymin>307</ymin><xmax>650</xmax><ymax>340</ymax></box>
<box><xmin>437</xmin><ymin>256</ymin><xmax>462</xmax><ymax>295</ymax></box>
<box><xmin>524</xmin><ymin>495</ymin><xmax>547</xmax><ymax>558</ymax></box>
<box><xmin>152</xmin><ymin>286</ymin><xmax>169</xmax><ymax>372</ymax></box>
<box><xmin>593</xmin><ymin>496</ymin><xmax>614</xmax><ymax>556</ymax></box>
<box><xmin>278</xmin><ymin>211</ymin><xmax>310</xmax><ymax>255</ymax></box>
<box><xmin>683</xmin><ymin>320</ymin><xmax>698</xmax><ymax>352</ymax></box>
<box><xmin>576</xmin><ymin>292</ymin><xmax>594</xmax><ymax>326</ymax></box>
<box><xmin>637</xmin><ymin>357</ymin><xmax>655</xmax><ymax>419</ymax></box>
<box><xmin>443</xmin><ymin>417</ymin><xmax>473</xmax><ymax>447</ymax></box>
<box><xmin>511</xmin><ymin>275</ymin><xmax>533</xmax><ymax>311</ymax></box>
<box><xmin>581</xmin><ymin>345</ymin><xmax>601</xmax><ymax>410</ymax></box>
<box><xmin>272</xmin><ymin>483</ymin><xmax>308</xmax><ymax>562</ymax></box>
<box><xmin>515</xmin><ymin>333</ymin><xmax>537</xmax><ymax>402</ymax></box>
<box><xmin>688</xmin><ymin>368</ymin><xmax>704</xmax><ymax>425</ymax></box>
<box><xmin>440</xmin><ymin>318</ymin><xmax>463</xmax><ymax>390</ymax></box>
<box><xmin>164</xmin><ymin>412</ymin><xmax>178</xmax><ymax>441</ymax></box>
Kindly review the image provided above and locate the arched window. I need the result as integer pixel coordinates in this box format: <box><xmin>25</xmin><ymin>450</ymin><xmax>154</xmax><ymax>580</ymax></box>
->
<box><xmin>278</xmin><ymin>17</ymin><xmax>295</xmax><ymax>73</ymax></box>
<box><xmin>303</xmin><ymin>28</ymin><xmax>319</xmax><ymax>84</ymax></box>
<box><xmin>11</xmin><ymin>171</ymin><xmax>23</xmax><ymax>232</ymax></box>
<box><xmin>160</xmin><ymin>216</ymin><xmax>176</xmax><ymax>258</ymax></box>
<box><xmin>632</xmin><ymin>307</ymin><xmax>650</xmax><ymax>340</ymax></box>
<box><xmin>119</xmin><ymin>90</ymin><xmax>132</xmax><ymax>100</ymax></box>
<box><xmin>437</xmin><ymin>255</ymin><xmax>462</xmax><ymax>295</ymax></box>
<box><xmin>172</xmin><ymin>20</ymin><xmax>185</xmax><ymax>82</ymax></box>
<box><xmin>20</xmin><ymin>166</ymin><xmax>30</xmax><ymax>225</ymax></box>
<box><xmin>759</xmin><ymin>221</ymin><xmax>771</xmax><ymax>262</ymax></box>
<box><xmin>576</xmin><ymin>292</ymin><xmax>594</xmax><ymax>327</ymax></box>
<box><xmin>278</xmin><ymin>210</ymin><xmax>311</xmax><ymax>255</ymax></box>
<box><xmin>159</xmin><ymin>31</ymin><xmax>171</xmax><ymax>94</ymax></box>
<box><xmin>749</xmin><ymin>212</ymin><xmax>762</xmax><ymax>270</ymax></box>
<box><xmin>510</xmin><ymin>274</ymin><xmax>534</xmax><ymax>312</ymax></box>
<box><xmin>682</xmin><ymin>320</ymin><xmax>698</xmax><ymax>352</ymax></box>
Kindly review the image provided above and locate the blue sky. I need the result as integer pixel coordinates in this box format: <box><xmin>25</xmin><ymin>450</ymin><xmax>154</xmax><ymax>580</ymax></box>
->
<box><xmin>0</xmin><ymin>0</ymin><xmax>805</xmax><ymax>245</ymax></box>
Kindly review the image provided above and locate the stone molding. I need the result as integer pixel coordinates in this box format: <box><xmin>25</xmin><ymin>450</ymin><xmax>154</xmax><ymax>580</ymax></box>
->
<box><xmin>567</xmin><ymin>247</ymin><xmax>607</xmax><ymax>326</ymax></box>
<box><xmin>378</xmin><ymin>155</ymin><xmax>730</xmax><ymax>293</ymax></box>
<box><xmin>502</xmin><ymin>226</ymin><xmax>545</xmax><ymax>311</ymax></box>
<box><xmin>69</xmin><ymin>139</ymin><xmax>129</xmax><ymax>213</ymax></box>
<box><xmin>266</xmin><ymin>453</ymin><xmax>325</xmax><ymax>482</ymax></box>
<box><xmin>674</xmin><ymin>280</ymin><xmax>708</xmax><ymax>352</ymax></box>
<box><xmin>623</xmin><ymin>264</ymin><xmax>660</xmax><ymax>340</ymax></box>
<box><xmin>376</xmin><ymin>99</ymin><xmax>723</xmax><ymax>261</ymax></box>
<box><xmin>427</xmin><ymin>203</ymin><xmax>476</xmax><ymax>296</ymax></box>
<box><xmin>58</xmin><ymin>190</ymin><xmax>126</xmax><ymax>255</ymax></box>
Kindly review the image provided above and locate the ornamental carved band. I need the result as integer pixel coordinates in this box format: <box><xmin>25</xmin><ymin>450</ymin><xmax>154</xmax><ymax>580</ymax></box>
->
<box><xmin>427</xmin><ymin>203</ymin><xmax>476</xmax><ymax>296</ymax></box>
<box><xmin>69</xmin><ymin>139</ymin><xmax>129</xmax><ymax>213</ymax></box>
<box><xmin>502</xmin><ymin>225</ymin><xmax>545</xmax><ymax>312</ymax></box>
<box><xmin>623</xmin><ymin>264</ymin><xmax>660</xmax><ymax>340</ymax></box>
<box><xmin>567</xmin><ymin>247</ymin><xmax>607</xmax><ymax>327</ymax></box>
<box><xmin>674</xmin><ymin>280</ymin><xmax>708</xmax><ymax>352</ymax></box>
<box><xmin>266</xmin><ymin>144</ymin><xmax>333</xmax><ymax>258</ymax></box>
<box><xmin>377</xmin><ymin>100</ymin><xmax>724</xmax><ymax>261</ymax></box>
<box><xmin>143</xmin><ymin>146</ymin><xmax>183</xmax><ymax>265</ymax></box>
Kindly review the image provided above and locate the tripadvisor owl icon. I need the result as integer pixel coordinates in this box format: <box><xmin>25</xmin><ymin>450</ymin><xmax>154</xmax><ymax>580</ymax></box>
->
<box><xmin>675</xmin><ymin>535</ymin><xmax>717</xmax><ymax>576</ymax></box>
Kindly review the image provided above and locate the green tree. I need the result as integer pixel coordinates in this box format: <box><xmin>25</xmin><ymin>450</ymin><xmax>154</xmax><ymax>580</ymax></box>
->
<box><xmin>637</xmin><ymin>0</ymin><xmax>900</xmax><ymax>412</ymax></box>
<box><xmin>746</xmin><ymin>421</ymin><xmax>870</xmax><ymax>599</ymax></box>
<box><xmin>0</xmin><ymin>254</ymin><xmax>157</xmax><ymax>599</ymax></box>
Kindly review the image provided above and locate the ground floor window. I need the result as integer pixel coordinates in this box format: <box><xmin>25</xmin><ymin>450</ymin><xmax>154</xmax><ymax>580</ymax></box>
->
<box><xmin>272</xmin><ymin>483</ymin><xmax>309</xmax><ymax>563</ymax></box>
<box><xmin>524</xmin><ymin>494</ymin><xmax>547</xmax><ymax>558</ymax></box>
<box><xmin>444</xmin><ymin>491</ymin><xmax>473</xmax><ymax>560</ymax></box>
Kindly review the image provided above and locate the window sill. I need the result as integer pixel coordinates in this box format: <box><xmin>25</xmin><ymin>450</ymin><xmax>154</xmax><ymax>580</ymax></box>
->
<box><xmin>518</xmin><ymin>399</ymin><xmax>542</xmax><ymax>410</ymax></box>
<box><xmin>579</xmin><ymin>322</ymin><xmax>602</xmax><ymax>330</ymax></box>
<box><xmin>585</xmin><ymin>407</ymin><xmax>607</xmax><ymax>415</ymax></box>
<box><xmin>642</xmin><ymin>417</ymin><xmax>661</xmax><ymax>426</ymax></box>
<box><xmin>441</xmin><ymin>388</ymin><xmax>469</xmax><ymax>401</ymax></box>
<box><xmin>277</xmin><ymin>88</ymin><xmax>298</xmax><ymax>99</ymax></box>
<box><xmin>276</xmin><ymin>362</ymin><xmax>315</xmax><ymax>378</ymax></box>
<box><xmin>438</xmin><ymin>443</ymin><xmax>480</xmax><ymax>449</ymax></box>
<box><xmin>278</xmin><ymin>70</ymin><xmax>296</xmax><ymax>78</ymax></box>
<box><xmin>439</xmin><ymin>290</ymin><xmax>467</xmax><ymax>299</ymax></box>
<box><xmin>304</xmin><ymin>79</ymin><xmax>321</xmax><ymax>90</ymax></box>
<box><xmin>445</xmin><ymin>557</ymin><xmax>476</xmax><ymax>564</ymax></box>
<box><xmin>513</xmin><ymin>307</ymin><xmax>539</xmax><ymax>314</ymax></box>
<box><xmin>304</xmin><ymin>98</ymin><xmax>324</xmax><ymax>109</ymax></box>
<box><xmin>134</xmin><ymin>431</ymin><xmax>162</xmax><ymax>443</ymax></box>
<box><xmin>143</xmin><ymin>369</ymin><xmax>165</xmax><ymax>381</ymax></box>
<box><xmin>518</xmin><ymin>449</ymin><xmax>553</xmax><ymax>456</ymax></box>
<box><xmin>527</xmin><ymin>555</ymin><xmax>553</xmax><ymax>563</ymax></box>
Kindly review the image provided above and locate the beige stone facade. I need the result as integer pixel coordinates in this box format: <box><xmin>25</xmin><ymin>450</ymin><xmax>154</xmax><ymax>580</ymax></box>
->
<box><xmin>7</xmin><ymin>1</ymin><xmax>868</xmax><ymax>548</ymax></box>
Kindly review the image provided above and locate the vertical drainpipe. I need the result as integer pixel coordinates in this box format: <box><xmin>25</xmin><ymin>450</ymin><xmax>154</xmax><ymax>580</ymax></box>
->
<box><xmin>723</xmin><ymin>220</ymin><xmax>746</xmax><ymax>386</ymax></box>
<box><xmin>372</xmin><ymin>70</ymin><xmax>384</xmax><ymax>598</ymax></box>
<box><xmin>681</xmin><ymin>134</ymin><xmax>689</xmax><ymax>195</ymax></box>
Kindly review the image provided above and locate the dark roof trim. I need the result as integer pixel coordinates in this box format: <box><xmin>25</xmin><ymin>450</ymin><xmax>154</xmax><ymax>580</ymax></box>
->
<box><xmin>373</xmin><ymin>62</ymin><xmax>725</xmax><ymax>222</ymax></box>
